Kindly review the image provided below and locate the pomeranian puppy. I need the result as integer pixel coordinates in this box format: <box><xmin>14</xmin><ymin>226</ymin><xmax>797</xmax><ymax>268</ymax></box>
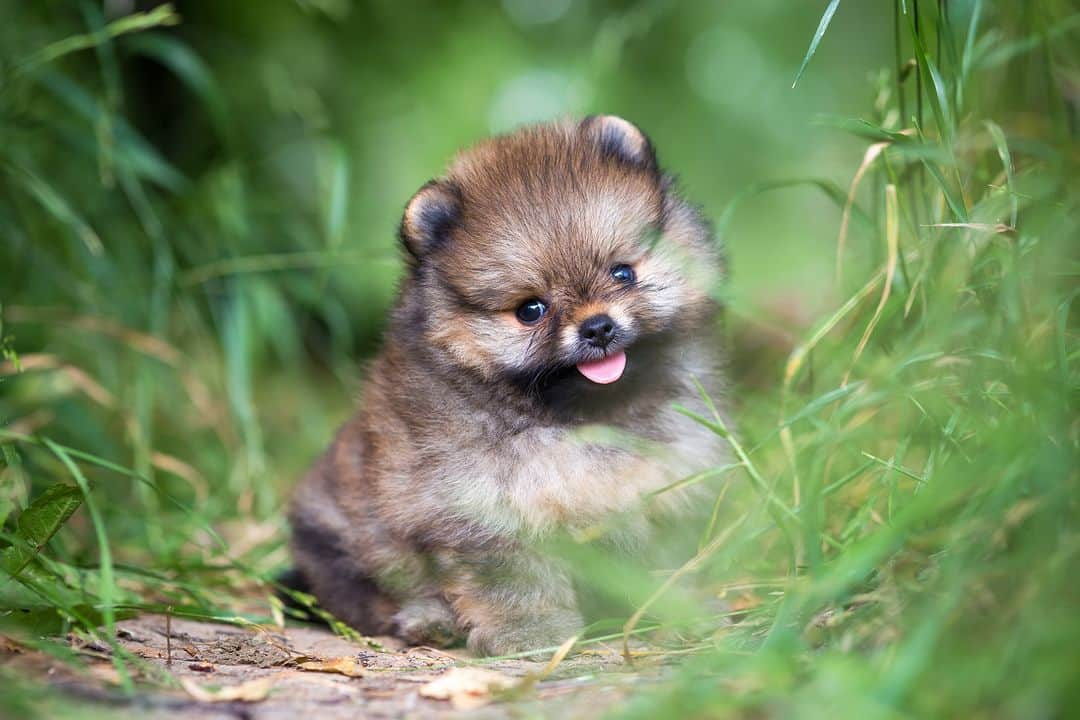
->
<box><xmin>288</xmin><ymin>115</ymin><xmax>730</xmax><ymax>655</ymax></box>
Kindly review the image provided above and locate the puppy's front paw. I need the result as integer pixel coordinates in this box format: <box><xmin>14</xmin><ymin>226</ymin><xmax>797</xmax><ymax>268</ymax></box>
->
<box><xmin>466</xmin><ymin>608</ymin><xmax>583</xmax><ymax>657</ymax></box>
<box><xmin>391</xmin><ymin>597</ymin><xmax>461</xmax><ymax>647</ymax></box>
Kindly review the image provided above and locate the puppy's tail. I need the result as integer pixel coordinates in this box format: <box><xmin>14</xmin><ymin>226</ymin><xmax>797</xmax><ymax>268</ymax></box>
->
<box><xmin>276</xmin><ymin>567</ymin><xmax>312</xmax><ymax>596</ymax></box>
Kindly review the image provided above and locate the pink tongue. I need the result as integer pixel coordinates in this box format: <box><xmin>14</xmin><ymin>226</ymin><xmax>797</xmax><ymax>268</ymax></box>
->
<box><xmin>576</xmin><ymin>351</ymin><xmax>627</xmax><ymax>384</ymax></box>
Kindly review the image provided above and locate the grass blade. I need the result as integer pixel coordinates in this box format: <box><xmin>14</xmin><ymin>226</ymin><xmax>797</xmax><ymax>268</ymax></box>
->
<box><xmin>716</xmin><ymin>178</ymin><xmax>868</xmax><ymax>239</ymax></box>
<box><xmin>843</xmin><ymin>184</ymin><xmax>900</xmax><ymax>386</ymax></box>
<box><xmin>836</xmin><ymin>141</ymin><xmax>889</xmax><ymax>286</ymax></box>
<box><xmin>40</xmin><ymin>438</ymin><xmax>131</xmax><ymax>692</ymax></box>
<box><xmin>3</xmin><ymin>162</ymin><xmax>103</xmax><ymax>255</ymax></box>
<box><xmin>16</xmin><ymin>4</ymin><xmax>180</xmax><ymax>73</ymax></box>
<box><xmin>983</xmin><ymin>120</ymin><xmax>1017</xmax><ymax>229</ymax></box>
<box><xmin>793</xmin><ymin>0</ymin><xmax>843</xmax><ymax>88</ymax></box>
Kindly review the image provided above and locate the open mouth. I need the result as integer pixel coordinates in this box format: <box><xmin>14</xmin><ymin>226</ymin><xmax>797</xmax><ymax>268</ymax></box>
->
<box><xmin>511</xmin><ymin>336</ymin><xmax>664</xmax><ymax>398</ymax></box>
<box><xmin>576</xmin><ymin>350</ymin><xmax>627</xmax><ymax>384</ymax></box>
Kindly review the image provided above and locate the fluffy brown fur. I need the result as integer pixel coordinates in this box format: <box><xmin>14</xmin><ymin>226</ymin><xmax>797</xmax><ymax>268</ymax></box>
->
<box><xmin>288</xmin><ymin>116</ymin><xmax>731</xmax><ymax>655</ymax></box>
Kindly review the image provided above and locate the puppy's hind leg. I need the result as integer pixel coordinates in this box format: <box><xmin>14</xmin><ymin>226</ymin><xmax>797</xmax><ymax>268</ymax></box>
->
<box><xmin>288</xmin><ymin>507</ymin><xmax>399</xmax><ymax>635</ymax></box>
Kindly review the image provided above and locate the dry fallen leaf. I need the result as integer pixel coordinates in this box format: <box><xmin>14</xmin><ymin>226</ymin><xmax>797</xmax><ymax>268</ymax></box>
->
<box><xmin>179</xmin><ymin>676</ymin><xmax>273</xmax><ymax>703</ymax></box>
<box><xmin>418</xmin><ymin>667</ymin><xmax>515</xmax><ymax>710</ymax></box>
<box><xmin>298</xmin><ymin>657</ymin><xmax>367</xmax><ymax>678</ymax></box>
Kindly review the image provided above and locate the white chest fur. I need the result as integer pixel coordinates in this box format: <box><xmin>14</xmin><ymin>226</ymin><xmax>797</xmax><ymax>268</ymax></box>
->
<box><xmin>437</xmin><ymin>411</ymin><xmax>728</xmax><ymax>539</ymax></box>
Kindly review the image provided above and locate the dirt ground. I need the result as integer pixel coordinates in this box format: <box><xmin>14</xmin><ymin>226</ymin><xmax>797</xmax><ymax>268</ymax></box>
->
<box><xmin>3</xmin><ymin>614</ymin><xmax>668</xmax><ymax>718</ymax></box>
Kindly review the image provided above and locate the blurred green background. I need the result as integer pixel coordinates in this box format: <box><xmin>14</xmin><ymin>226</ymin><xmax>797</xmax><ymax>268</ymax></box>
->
<box><xmin>1</xmin><ymin>0</ymin><xmax>912</xmax><ymax>520</ymax></box>
<box><xmin>5</xmin><ymin>0</ymin><xmax>901</xmax><ymax>344</ymax></box>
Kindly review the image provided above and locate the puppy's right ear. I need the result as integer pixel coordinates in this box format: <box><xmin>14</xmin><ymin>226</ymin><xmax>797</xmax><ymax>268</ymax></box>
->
<box><xmin>580</xmin><ymin>115</ymin><xmax>658</xmax><ymax>173</ymax></box>
<box><xmin>399</xmin><ymin>180</ymin><xmax>462</xmax><ymax>263</ymax></box>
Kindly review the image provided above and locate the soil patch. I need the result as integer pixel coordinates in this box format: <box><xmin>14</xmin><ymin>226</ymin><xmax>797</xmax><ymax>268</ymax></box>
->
<box><xmin>2</xmin><ymin>614</ymin><xmax>665</xmax><ymax>718</ymax></box>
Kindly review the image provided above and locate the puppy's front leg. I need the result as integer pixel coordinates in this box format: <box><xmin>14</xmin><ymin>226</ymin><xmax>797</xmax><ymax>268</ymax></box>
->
<box><xmin>447</xmin><ymin>550</ymin><xmax>583</xmax><ymax>656</ymax></box>
<box><xmin>390</xmin><ymin>594</ymin><xmax>460</xmax><ymax>647</ymax></box>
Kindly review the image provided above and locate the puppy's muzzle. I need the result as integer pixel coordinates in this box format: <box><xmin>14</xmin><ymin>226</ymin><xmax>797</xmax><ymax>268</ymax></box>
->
<box><xmin>579</xmin><ymin>313</ymin><xmax>618</xmax><ymax>349</ymax></box>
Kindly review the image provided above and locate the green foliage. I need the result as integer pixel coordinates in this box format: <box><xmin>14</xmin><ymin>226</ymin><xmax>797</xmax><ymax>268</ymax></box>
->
<box><xmin>1</xmin><ymin>483</ymin><xmax>82</xmax><ymax>579</ymax></box>
<box><xmin>0</xmin><ymin>0</ymin><xmax>1077</xmax><ymax>717</ymax></box>
<box><xmin>792</xmin><ymin>0</ymin><xmax>842</xmax><ymax>88</ymax></box>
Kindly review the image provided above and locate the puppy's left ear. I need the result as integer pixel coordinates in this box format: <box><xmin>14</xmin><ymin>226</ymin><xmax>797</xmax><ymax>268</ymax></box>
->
<box><xmin>580</xmin><ymin>115</ymin><xmax>658</xmax><ymax>172</ymax></box>
<box><xmin>399</xmin><ymin>179</ymin><xmax>462</xmax><ymax>264</ymax></box>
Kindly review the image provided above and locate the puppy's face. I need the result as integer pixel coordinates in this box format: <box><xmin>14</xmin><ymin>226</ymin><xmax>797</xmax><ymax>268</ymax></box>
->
<box><xmin>399</xmin><ymin>117</ymin><xmax>721</xmax><ymax>406</ymax></box>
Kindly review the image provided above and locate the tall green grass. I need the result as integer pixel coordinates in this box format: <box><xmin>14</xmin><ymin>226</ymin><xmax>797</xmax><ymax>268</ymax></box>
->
<box><xmin>611</xmin><ymin>2</ymin><xmax>1079</xmax><ymax>716</ymax></box>
<box><xmin>1</xmin><ymin>1</ymin><xmax>1077</xmax><ymax>717</ymax></box>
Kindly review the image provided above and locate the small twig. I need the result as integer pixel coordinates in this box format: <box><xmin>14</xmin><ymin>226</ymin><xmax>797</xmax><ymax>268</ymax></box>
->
<box><xmin>166</xmin><ymin>608</ymin><xmax>173</xmax><ymax>668</ymax></box>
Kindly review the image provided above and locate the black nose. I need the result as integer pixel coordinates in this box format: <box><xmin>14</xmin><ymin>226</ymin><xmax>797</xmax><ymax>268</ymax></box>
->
<box><xmin>579</xmin><ymin>314</ymin><xmax>618</xmax><ymax>348</ymax></box>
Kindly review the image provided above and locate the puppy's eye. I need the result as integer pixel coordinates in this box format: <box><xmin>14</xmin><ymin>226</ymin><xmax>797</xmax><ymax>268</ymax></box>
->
<box><xmin>611</xmin><ymin>264</ymin><xmax>636</xmax><ymax>284</ymax></box>
<box><xmin>515</xmin><ymin>299</ymin><xmax>548</xmax><ymax>325</ymax></box>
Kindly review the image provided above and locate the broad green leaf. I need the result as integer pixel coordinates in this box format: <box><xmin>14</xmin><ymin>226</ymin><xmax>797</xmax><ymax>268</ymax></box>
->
<box><xmin>0</xmin><ymin>484</ymin><xmax>83</xmax><ymax>579</ymax></box>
